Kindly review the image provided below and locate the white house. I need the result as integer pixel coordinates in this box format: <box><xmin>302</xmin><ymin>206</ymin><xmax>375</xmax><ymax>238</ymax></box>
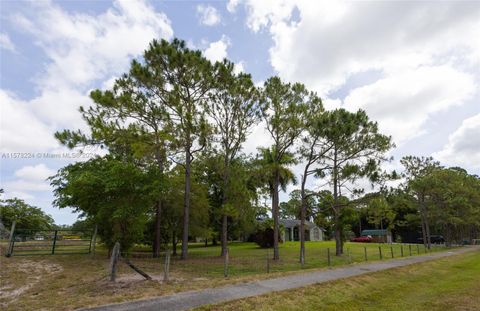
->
<box><xmin>280</xmin><ymin>219</ymin><xmax>324</xmax><ymax>242</ymax></box>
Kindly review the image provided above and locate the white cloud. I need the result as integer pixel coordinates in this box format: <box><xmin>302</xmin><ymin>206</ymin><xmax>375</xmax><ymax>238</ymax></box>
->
<box><xmin>227</xmin><ymin>0</ymin><xmax>240</xmax><ymax>13</ymax></box>
<box><xmin>344</xmin><ymin>66</ymin><xmax>476</xmax><ymax>145</ymax></box>
<box><xmin>234</xmin><ymin>61</ymin><xmax>245</xmax><ymax>74</ymax></box>
<box><xmin>2</xmin><ymin>0</ymin><xmax>173</xmax><ymax>151</ymax></box>
<box><xmin>238</xmin><ymin>0</ymin><xmax>480</xmax><ymax>149</ymax></box>
<box><xmin>197</xmin><ymin>4</ymin><xmax>221</xmax><ymax>26</ymax></box>
<box><xmin>242</xmin><ymin>1</ymin><xmax>480</xmax><ymax>94</ymax></box>
<box><xmin>0</xmin><ymin>90</ymin><xmax>59</xmax><ymax>153</ymax></box>
<box><xmin>204</xmin><ymin>35</ymin><xmax>230</xmax><ymax>63</ymax></box>
<box><xmin>14</xmin><ymin>164</ymin><xmax>56</xmax><ymax>181</ymax></box>
<box><xmin>0</xmin><ymin>32</ymin><xmax>15</xmax><ymax>52</ymax></box>
<box><xmin>434</xmin><ymin>114</ymin><xmax>480</xmax><ymax>169</ymax></box>
<box><xmin>3</xmin><ymin>164</ymin><xmax>56</xmax><ymax>202</ymax></box>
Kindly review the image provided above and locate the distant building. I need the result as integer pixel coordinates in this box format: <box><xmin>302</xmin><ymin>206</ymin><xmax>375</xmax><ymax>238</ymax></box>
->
<box><xmin>361</xmin><ymin>229</ymin><xmax>392</xmax><ymax>243</ymax></box>
<box><xmin>280</xmin><ymin>219</ymin><xmax>324</xmax><ymax>242</ymax></box>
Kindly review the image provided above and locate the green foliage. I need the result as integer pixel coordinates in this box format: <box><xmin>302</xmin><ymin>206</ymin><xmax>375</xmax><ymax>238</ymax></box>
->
<box><xmin>50</xmin><ymin>157</ymin><xmax>159</xmax><ymax>252</ymax></box>
<box><xmin>314</xmin><ymin>109</ymin><xmax>394</xmax><ymax>254</ymax></box>
<box><xmin>0</xmin><ymin>197</ymin><xmax>54</xmax><ymax>230</ymax></box>
<box><xmin>159</xmin><ymin>166</ymin><xmax>210</xmax><ymax>242</ymax></box>
<box><xmin>280</xmin><ymin>189</ymin><xmax>318</xmax><ymax>220</ymax></box>
<box><xmin>199</xmin><ymin>154</ymin><xmax>259</xmax><ymax>240</ymax></box>
<box><xmin>255</xmin><ymin>147</ymin><xmax>298</xmax><ymax>194</ymax></box>
<box><xmin>316</xmin><ymin>109</ymin><xmax>394</xmax><ymax>189</ymax></box>
<box><xmin>366</xmin><ymin>196</ymin><xmax>396</xmax><ymax>230</ymax></box>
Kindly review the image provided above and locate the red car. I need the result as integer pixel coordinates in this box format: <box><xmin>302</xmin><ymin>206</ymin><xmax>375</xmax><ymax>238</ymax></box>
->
<box><xmin>350</xmin><ymin>236</ymin><xmax>373</xmax><ymax>243</ymax></box>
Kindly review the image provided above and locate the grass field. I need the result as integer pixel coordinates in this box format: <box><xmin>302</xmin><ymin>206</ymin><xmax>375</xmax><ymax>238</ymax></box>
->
<box><xmin>0</xmin><ymin>241</ymin><xmax>455</xmax><ymax>310</ymax></box>
<box><xmin>198</xmin><ymin>250</ymin><xmax>480</xmax><ymax>311</ymax></box>
<box><xmin>126</xmin><ymin>241</ymin><xmax>449</xmax><ymax>278</ymax></box>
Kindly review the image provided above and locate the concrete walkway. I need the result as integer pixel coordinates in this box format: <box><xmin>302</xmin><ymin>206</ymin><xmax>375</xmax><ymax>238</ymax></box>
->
<box><xmin>82</xmin><ymin>246</ymin><xmax>478</xmax><ymax>311</ymax></box>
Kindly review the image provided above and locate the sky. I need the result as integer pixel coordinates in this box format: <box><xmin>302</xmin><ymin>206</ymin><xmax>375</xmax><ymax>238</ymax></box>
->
<box><xmin>1</xmin><ymin>0</ymin><xmax>479</xmax><ymax>225</ymax></box>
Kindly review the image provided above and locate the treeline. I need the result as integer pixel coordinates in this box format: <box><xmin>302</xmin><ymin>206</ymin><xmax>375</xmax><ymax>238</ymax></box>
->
<box><xmin>280</xmin><ymin>158</ymin><xmax>480</xmax><ymax>249</ymax></box>
<box><xmin>0</xmin><ymin>190</ymin><xmax>55</xmax><ymax>231</ymax></box>
<box><xmin>47</xmin><ymin>38</ymin><xmax>479</xmax><ymax>261</ymax></box>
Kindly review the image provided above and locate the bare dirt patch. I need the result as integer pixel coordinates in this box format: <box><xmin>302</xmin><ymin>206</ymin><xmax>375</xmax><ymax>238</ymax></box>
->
<box><xmin>0</xmin><ymin>259</ymin><xmax>63</xmax><ymax>306</ymax></box>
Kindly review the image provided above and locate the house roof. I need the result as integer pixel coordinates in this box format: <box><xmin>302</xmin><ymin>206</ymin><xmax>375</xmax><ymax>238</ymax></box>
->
<box><xmin>361</xmin><ymin>229</ymin><xmax>390</xmax><ymax>236</ymax></box>
<box><xmin>280</xmin><ymin>219</ymin><xmax>321</xmax><ymax>230</ymax></box>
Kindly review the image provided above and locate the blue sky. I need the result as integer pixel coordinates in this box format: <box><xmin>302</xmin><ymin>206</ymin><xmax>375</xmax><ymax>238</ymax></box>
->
<box><xmin>1</xmin><ymin>0</ymin><xmax>479</xmax><ymax>225</ymax></box>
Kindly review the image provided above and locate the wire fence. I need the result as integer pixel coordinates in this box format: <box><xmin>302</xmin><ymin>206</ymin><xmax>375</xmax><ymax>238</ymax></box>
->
<box><xmin>7</xmin><ymin>229</ymin><xmax>94</xmax><ymax>256</ymax></box>
<box><xmin>114</xmin><ymin>243</ymin><xmax>454</xmax><ymax>281</ymax></box>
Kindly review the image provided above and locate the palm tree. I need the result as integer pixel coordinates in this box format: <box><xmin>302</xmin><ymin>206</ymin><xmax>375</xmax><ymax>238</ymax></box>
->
<box><xmin>256</xmin><ymin>146</ymin><xmax>297</xmax><ymax>259</ymax></box>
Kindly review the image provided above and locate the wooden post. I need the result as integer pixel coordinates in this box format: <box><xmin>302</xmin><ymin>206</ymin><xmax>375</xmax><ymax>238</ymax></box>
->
<box><xmin>409</xmin><ymin>244</ymin><xmax>412</xmax><ymax>256</ymax></box>
<box><xmin>51</xmin><ymin>230</ymin><xmax>58</xmax><ymax>255</ymax></box>
<box><xmin>123</xmin><ymin>257</ymin><xmax>152</xmax><ymax>280</ymax></box>
<box><xmin>89</xmin><ymin>224</ymin><xmax>98</xmax><ymax>257</ymax></box>
<box><xmin>390</xmin><ymin>246</ymin><xmax>394</xmax><ymax>258</ymax></box>
<box><xmin>163</xmin><ymin>251</ymin><xmax>170</xmax><ymax>282</ymax></box>
<box><xmin>110</xmin><ymin>242</ymin><xmax>120</xmax><ymax>282</ymax></box>
<box><xmin>327</xmin><ymin>248</ymin><xmax>331</xmax><ymax>266</ymax></box>
<box><xmin>379</xmin><ymin>246</ymin><xmax>383</xmax><ymax>260</ymax></box>
<box><xmin>6</xmin><ymin>221</ymin><xmax>16</xmax><ymax>257</ymax></box>
<box><xmin>364</xmin><ymin>247</ymin><xmax>368</xmax><ymax>261</ymax></box>
<box><xmin>223</xmin><ymin>247</ymin><xmax>229</xmax><ymax>278</ymax></box>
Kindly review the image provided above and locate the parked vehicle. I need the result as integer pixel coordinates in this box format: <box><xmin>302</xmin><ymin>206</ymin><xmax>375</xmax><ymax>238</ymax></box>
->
<box><xmin>350</xmin><ymin>235</ymin><xmax>373</xmax><ymax>243</ymax></box>
<box><xmin>416</xmin><ymin>235</ymin><xmax>445</xmax><ymax>244</ymax></box>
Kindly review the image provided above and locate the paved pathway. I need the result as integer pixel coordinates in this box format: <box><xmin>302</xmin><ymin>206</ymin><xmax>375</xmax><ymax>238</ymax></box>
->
<box><xmin>82</xmin><ymin>246</ymin><xmax>478</xmax><ymax>311</ymax></box>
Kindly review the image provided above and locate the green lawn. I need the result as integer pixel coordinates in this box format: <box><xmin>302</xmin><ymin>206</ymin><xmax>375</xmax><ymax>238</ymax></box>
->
<box><xmin>0</xmin><ymin>241</ymin><xmax>456</xmax><ymax>310</ymax></box>
<box><xmin>126</xmin><ymin>241</ymin><xmax>450</xmax><ymax>278</ymax></box>
<box><xmin>198</xmin><ymin>250</ymin><xmax>480</xmax><ymax>311</ymax></box>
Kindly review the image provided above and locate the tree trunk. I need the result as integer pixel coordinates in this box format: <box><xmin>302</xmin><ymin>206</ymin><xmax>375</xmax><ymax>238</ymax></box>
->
<box><xmin>181</xmin><ymin>148</ymin><xmax>191</xmax><ymax>260</ymax></box>
<box><xmin>273</xmin><ymin>170</ymin><xmax>280</xmax><ymax>260</ymax></box>
<box><xmin>425</xmin><ymin>215</ymin><xmax>432</xmax><ymax>249</ymax></box>
<box><xmin>172</xmin><ymin>231</ymin><xmax>177</xmax><ymax>256</ymax></box>
<box><xmin>333</xmin><ymin>148</ymin><xmax>343</xmax><ymax>256</ymax></box>
<box><xmin>420</xmin><ymin>212</ymin><xmax>428</xmax><ymax>247</ymax></box>
<box><xmin>220</xmin><ymin>158</ymin><xmax>230</xmax><ymax>257</ymax></box>
<box><xmin>299</xmin><ymin>170</ymin><xmax>307</xmax><ymax>265</ymax></box>
<box><xmin>153</xmin><ymin>139</ymin><xmax>165</xmax><ymax>259</ymax></box>
<box><xmin>419</xmin><ymin>198</ymin><xmax>431</xmax><ymax>249</ymax></box>
<box><xmin>335</xmin><ymin>218</ymin><xmax>342</xmax><ymax>256</ymax></box>
<box><xmin>221</xmin><ymin>215</ymin><xmax>228</xmax><ymax>257</ymax></box>
<box><xmin>153</xmin><ymin>201</ymin><xmax>162</xmax><ymax>258</ymax></box>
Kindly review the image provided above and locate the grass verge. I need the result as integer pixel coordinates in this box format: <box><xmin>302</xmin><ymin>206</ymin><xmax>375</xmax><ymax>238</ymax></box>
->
<box><xmin>198</xmin><ymin>250</ymin><xmax>480</xmax><ymax>311</ymax></box>
<box><xmin>0</xmin><ymin>241</ymin><xmax>457</xmax><ymax>310</ymax></box>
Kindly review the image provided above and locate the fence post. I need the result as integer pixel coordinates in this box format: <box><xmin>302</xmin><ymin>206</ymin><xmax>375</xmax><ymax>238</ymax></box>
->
<box><xmin>6</xmin><ymin>221</ymin><xmax>16</xmax><ymax>257</ymax></box>
<box><xmin>266</xmin><ymin>249</ymin><xmax>270</xmax><ymax>273</ymax></box>
<box><xmin>409</xmin><ymin>244</ymin><xmax>412</xmax><ymax>256</ymax></box>
<box><xmin>401</xmin><ymin>245</ymin><xmax>404</xmax><ymax>257</ymax></box>
<box><xmin>327</xmin><ymin>248</ymin><xmax>331</xmax><ymax>266</ymax></box>
<box><xmin>364</xmin><ymin>247</ymin><xmax>368</xmax><ymax>261</ymax></box>
<box><xmin>163</xmin><ymin>251</ymin><xmax>170</xmax><ymax>282</ymax></box>
<box><xmin>110</xmin><ymin>242</ymin><xmax>120</xmax><ymax>282</ymax></box>
<box><xmin>89</xmin><ymin>224</ymin><xmax>98</xmax><ymax>257</ymax></box>
<box><xmin>390</xmin><ymin>246</ymin><xmax>394</xmax><ymax>258</ymax></box>
<box><xmin>51</xmin><ymin>230</ymin><xmax>58</xmax><ymax>255</ymax></box>
<box><xmin>379</xmin><ymin>246</ymin><xmax>383</xmax><ymax>260</ymax></box>
<box><xmin>224</xmin><ymin>248</ymin><xmax>229</xmax><ymax>278</ymax></box>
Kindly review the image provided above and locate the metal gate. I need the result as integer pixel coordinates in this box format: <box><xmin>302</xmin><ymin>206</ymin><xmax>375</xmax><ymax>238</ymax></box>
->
<box><xmin>7</xmin><ymin>228</ymin><xmax>95</xmax><ymax>256</ymax></box>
